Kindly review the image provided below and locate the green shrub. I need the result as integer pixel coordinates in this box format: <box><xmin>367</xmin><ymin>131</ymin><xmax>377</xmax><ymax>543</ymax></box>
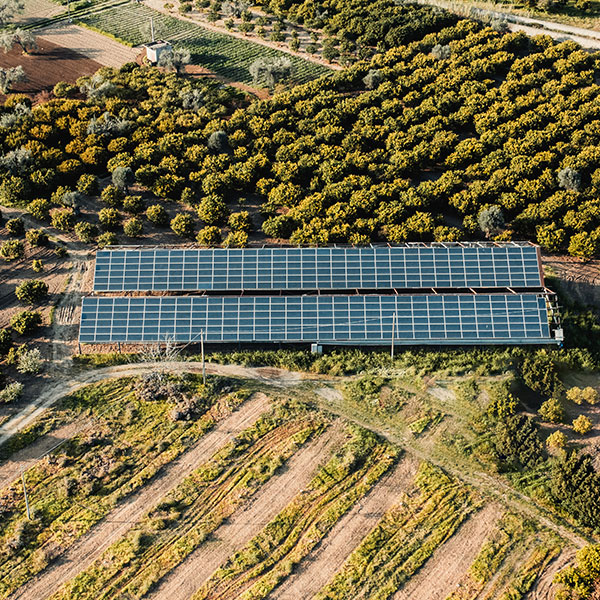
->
<box><xmin>27</xmin><ymin>198</ymin><xmax>51</xmax><ymax>221</ymax></box>
<box><xmin>15</xmin><ymin>280</ymin><xmax>48</xmax><ymax>305</ymax></box>
<box><xmin>97</xmin><ymin>232</ymin><xmax>118</xmax><ymax>248</ymax></box>
<box><xmin>196</xmin><ymin>225</ymin><xmax>221</xmax><ymax>246</ymax></box>
<box><xmin>170</xmin><ymin>213</ymin><xmax>195</xmax><ymax>238</ymax></box>
<box><xmin>0</xmin><ymin>239</ymin><xmax>24</xmax><ymax>260</ymax></box>
<box><xmin>123</xmin><ymin>217</ymin><xmax>143</xmax><ymax>237</ymax></box>
<box><xmin>146</xmin><ymin>204</ymin><xmax>169</xmax><ymax>226</ymax></box>
<box><xmin>10</xmin><ymin>310</ymin><xmax>42</xmax><ymax>335</ymax></box>
<box><xmin>25</xmin><ymin>229</ymin><xmax>48</xmax><ymax>246</ymax></box>
<box><xmin>76</xmin><ymin>173</ymin><xmax>99</xmax><ymax>195</ymax></box>
<box><xmin>74</xmin><ymin>222</ymin><xmax>98</xmax><ymax>243</ymax></box>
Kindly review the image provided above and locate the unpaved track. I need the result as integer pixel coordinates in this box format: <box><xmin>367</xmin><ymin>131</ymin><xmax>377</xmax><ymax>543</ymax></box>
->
<box><xmin>146</xmin><ymin>421</ymin><xmax>346</xmax><ymax>600</ymax></box>
<box><xmin>393</xmin><ymin>503</ymin><xmax>502</xmax><ymax>600</ymax></box>
<box><xmin>9</xmin><ymin>393</ymin><xmax>271</xmax><ymax>600</ymax></box>
<box><xmin>0</xmin><ymin>361</ymin><xmax>302</xmax><ymax>449</ymax></box>
<box><xmin>272</xmin><ymin>456</ymin><xmax>420</xmax><ymax>600</ymax></box>
<box><xmin>0</xmin><ymin>421</ymin><xmax>85</xmax><ymax>491</ymax></box>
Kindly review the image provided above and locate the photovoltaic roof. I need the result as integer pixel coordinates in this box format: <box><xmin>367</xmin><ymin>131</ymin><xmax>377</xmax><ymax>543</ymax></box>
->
<box><xmin>92</xmin><ymin>246</ymin><xmax>543</xmax><ymax>292</ymax></box>
<box><xmin>79</xmin><ymin>294</ymin><xmax>554</xmax><ymax>345</ymax></box>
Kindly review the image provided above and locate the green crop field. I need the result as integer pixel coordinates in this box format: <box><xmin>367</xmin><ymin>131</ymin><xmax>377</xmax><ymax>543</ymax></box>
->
<box><xmin>77</xmin><ymin>3</ymin><xmax>330</xmax><ymax>85</ymax></box>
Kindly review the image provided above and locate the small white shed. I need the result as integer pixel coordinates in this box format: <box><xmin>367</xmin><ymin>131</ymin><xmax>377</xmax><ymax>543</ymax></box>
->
<box><xmin>144</xmin><ymin>40</ymin><xmax>172</xmax><ymax>64</ymax></box>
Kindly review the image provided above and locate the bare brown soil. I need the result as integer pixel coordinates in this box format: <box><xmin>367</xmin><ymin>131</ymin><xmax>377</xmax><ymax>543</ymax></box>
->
<box><xmin>273</xmin><ymin>455</ymin><xmax>420</xmax><ymax>600</ymax></box>
<box><xmin>0</xmin><ymin>38</ymin><xmax>102</xmax><ymax>100</ymax></box>
<box><xmin>146</xmin><ymin>420</ymin><xmax>346</xmax><ymax>600</ymax></box>
<box><xmin>8</xmin><ymin>392</ymin><xmax>271</xmax><ymax>600</ymax></box>
<box><xmin>393</xmin><ymin>503</ymin><xmax>502</xmax><ymax>600</ymax></box>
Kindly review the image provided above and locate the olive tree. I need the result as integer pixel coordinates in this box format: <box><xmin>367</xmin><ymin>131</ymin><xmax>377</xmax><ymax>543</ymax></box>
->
<box><xmin>0</xmin><ymin>66</ymin><xmax>25</xmax><ymax>94</ymax></box>
<box><xmin>0</xmin><ymin>28</ymin><xmax>37</xmax><ymax>54</ymax></box>
<box><xmin>249</xmin><ymin>56</ymin><xmax>293</xmax><ymax>89</ymax></box>
<box><xmin>158</xmin><ymin>48</ymin><xmax>191</xmax><ymax>75</ymax></box>
<box><xmin>478</xmin><ymin>206</ymin><xmax>504</xmax><ymax>237</ymax></box>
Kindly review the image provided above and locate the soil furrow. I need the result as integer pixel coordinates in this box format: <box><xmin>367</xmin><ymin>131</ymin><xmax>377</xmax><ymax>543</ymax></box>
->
<box><xmin>271</xmin><ymin>456</ymin><xmax>419</xmax><ymax>600</ymax></box>
<box><xmin>145</xmin><ymin>420</ymin><xmax>345</xmax><ymax>600</ymax></box>
<box><xmin>8</xmin><ymin>393</ymin><xmax>271</xmax><ymax>600</ymax></box>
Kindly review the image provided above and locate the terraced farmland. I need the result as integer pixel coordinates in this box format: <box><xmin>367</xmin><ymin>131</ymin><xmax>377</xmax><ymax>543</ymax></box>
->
<box><xmin>77</xmin><ymin>3</ymin><xmax>330</xmax><ymax>84</ymax></box>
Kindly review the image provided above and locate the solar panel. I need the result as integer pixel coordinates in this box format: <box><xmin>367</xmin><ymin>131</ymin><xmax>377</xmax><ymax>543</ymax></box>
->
<box><xmin>92</xmin><ymin>245</ymin><xmax>543</xmax><ymax>292</ymax></box>
<box><xmin>79</xmin><ymin>294</ymin><xmax>555</xmax><ymax>345</ymax></box>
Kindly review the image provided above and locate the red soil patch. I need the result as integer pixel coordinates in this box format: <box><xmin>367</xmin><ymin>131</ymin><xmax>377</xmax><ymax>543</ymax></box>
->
<box><xmin>0</xmin><ymin>38</ymin><xmax>103</xmax><ymax>100</ymax></box>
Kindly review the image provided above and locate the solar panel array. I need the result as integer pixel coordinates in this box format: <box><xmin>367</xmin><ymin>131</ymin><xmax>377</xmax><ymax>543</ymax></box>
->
<box><xmin>93</xmin><ymin>246</ymin><xmax>543</xmax><ymax>292</ymax></box>
<box><xmin>79</xmin><ymin>294</ymin><xmax>553</xmax><ymax>345</ymax></box>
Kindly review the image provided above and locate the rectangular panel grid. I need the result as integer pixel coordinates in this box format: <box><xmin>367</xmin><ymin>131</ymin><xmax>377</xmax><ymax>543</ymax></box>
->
<box><xmin>79</xmin><ymin>294</ymin><xmax>554</xmax><ymax>345</ymax></box>
<box><xmin>93</xmin><ymin>246</ymin><xmax>543</xmax><ymax>292</ymax></box>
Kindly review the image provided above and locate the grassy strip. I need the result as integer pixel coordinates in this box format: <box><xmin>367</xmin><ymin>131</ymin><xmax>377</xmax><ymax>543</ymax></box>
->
<box><xmin>50</xmin><ymin>400</ymin><xmax>328</xmax><ymax>600</ymax></box>
<box><xmin>497</xmin><ymin>541</ymin><xmax>563</xmax><ymax>600</ymax></box>
<box><xmin>314</xmin><ymin>462</ymin><xmax>477</xmax><ymax>600</ymax></box>
<box><xmin>0</xmin><ymin>375</ymin><xmax>246</xmax><ymax>599</ymax></box>
<box><xmin>192</xmin><ymin>425</ymin><xmax>399</xmax><ymax>600</ymax></box>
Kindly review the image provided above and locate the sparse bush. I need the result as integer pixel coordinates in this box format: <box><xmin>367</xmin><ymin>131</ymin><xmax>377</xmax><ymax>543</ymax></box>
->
<box><xmin>223</xmin><ymin>230</ymin><xmax>248</xmax><ymax>247</ymax></box>
<box><xmin>196</xmin><ymin>225</ymin><xmax>221</xmax><ymax>246</ymax></box>
<box><xmin>97</xmin><ymin>231</ymin><xmax>117</xmax><ymax>248</ymax></box>
<box><xmin>99</xmin><ymin>207</ymin><xmax>122</xmax><ymax>230</ymax></box>
<box><xmin>170</xmin><ymin>213</ymin><xmax>195</xmax><ymax>238</ymax></box>
<box><xmin>27</xmin><ymin>198</ymin><xmax>51</xmax><ymax>221</ymax></box>
<box><xmin>123</xmin><ymin>195</ymin><xmax>144</xmax><ymax>214</ymax></box>
<box><xmin>17</xmin><ymin>347</ymin><xmax>43</xmax><ymax>374</ymax></box>
<box><xmin>146</xmin><ymin>204</ymin><xmax>169</xmax><ymax>226</ymax></box>
<box><xmin>100</xmin><ymin>185</ymin><xmax>124</xmax><ymax>208</ymax></box>
<box><xmin>25</xmin><ymin>229</ymin><xmax>47</xmax><ymax>246</ymax></box>
<box><xmin>74</xmin><ymin>221</ymin><xmax>98</xmax><ymax>243</ymax></box>
<box><xmin>76</xmin><ymin>173</ymin><xmax>99</xmax><ymax>195</ymax></box>
<box><xmin>32</xmin><ymin>259</ymin><xmax>43</xmax><ymax>272</ymax></box>
<box><xmin>123</xmin><ymin>217</ymin><xmax>143</xmax><ymax>238</ymax></box>
<box><xmin>546</xmin><ymin>430</ymin><xmax>568</xmax><ymax>449</ymax></box>
<box><xmin>538</xmin><ymin>397</ymin><xmax>565</xmax><ymax>423</ymax></box>
<box><xmin>50</xmin><ymin>207</ymin><xmax>75</xmax><ymax>231</ymax></box>
<box><xmin>0</xmin><ymin>381</ymin><xmax>23</xmax><ymax>404</ymax></box>
<box><xmin>228</xmin><ymin>210</ymin><xmax>251</xmax><ymax>233</ymax></box>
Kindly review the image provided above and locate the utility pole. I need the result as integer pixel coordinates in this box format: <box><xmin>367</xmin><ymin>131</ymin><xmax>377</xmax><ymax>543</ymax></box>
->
<box><xmin>201</xmin><ymin>329</ymin><xmax>206</xmax><ymax>385</ymax></box>
<box><xmin>391</xmin><ymin>312</ymin><xmax>396</xmax><ymax>360</ymax></box>
<box><xmin>22</xmin><ymin>470</ymin><xmax>31</xmax><ymax>520</ymax></box>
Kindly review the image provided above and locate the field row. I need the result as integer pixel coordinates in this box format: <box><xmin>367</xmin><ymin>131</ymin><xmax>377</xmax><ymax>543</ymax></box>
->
<box><xmin>78</xmin><ymin>3</ymin><xmax>330</xmax><ymax>84</ymax></box>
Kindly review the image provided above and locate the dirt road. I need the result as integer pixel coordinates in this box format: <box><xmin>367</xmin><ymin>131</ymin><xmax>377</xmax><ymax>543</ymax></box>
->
<box><xmin>414</xmin><ymin>0</ymin><xmax>600</xmax><ymax>49</ymax></box>
<box><xmin>0</xmin><ymin>361</ymin><xmax>302</xmax><ymax>450</ymax></box>
<box><xmin>272</xmin><ymin>456</ymin><xmax>420</xmax><ymax>600</ymax></box>
<box><xmin>9</xmin><ymin>393</ymin><xmax>271</xmax><ymax>600</ymax></box>
<box><xmin>146</xmin><ymin>421</ymin><xmax>345</xmax><ymax>600</ymax></box>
